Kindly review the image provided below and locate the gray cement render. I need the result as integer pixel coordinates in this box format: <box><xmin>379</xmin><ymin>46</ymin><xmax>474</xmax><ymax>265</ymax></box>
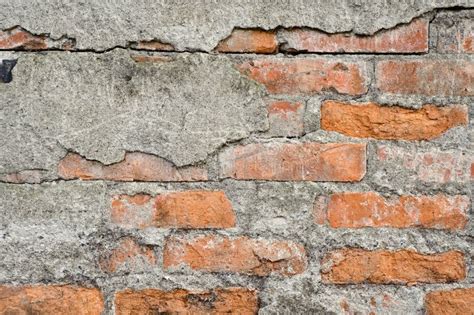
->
<box><xmin>0</xmin><ymin>1</ymin><xmax>473</xmax><ymax>314</ymax></box>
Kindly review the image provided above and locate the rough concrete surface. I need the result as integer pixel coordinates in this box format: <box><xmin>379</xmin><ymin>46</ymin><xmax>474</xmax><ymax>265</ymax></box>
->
<box><xmin>0</xmin><ymin>1</ymin><xmax>473</xmax><ymax>314</ymax></box>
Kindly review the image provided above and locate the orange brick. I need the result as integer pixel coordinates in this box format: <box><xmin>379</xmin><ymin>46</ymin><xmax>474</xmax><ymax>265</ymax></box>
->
<box><xmin>281</xmin><ymin>18</ymin><xmax>428</xmax><ymax>53</ymax></box>
<box><xmin>216</xmin><ymin>29</ymin><xmax>277</xmax><ymax>53</ymax></box>
<box><xmin>0</xmin><ymin>285</ymin><xmax>103</xmax><ymax>315</ymax></box>
<box><xmin>111</xmin><ymin>190</ymin><xmax>236</xmax><ymax>229</ymax></box>
<box><xmin>132</xmin><ymin>39</ymin><xmax>175</xmax><ymax>51</ymax></box>
<box><xmin>58</xmin><ymin>152</ymin><xmax>207</xmax><ymax>182</ymax></box>
<box><xmin>321</xmin><ymin>249</ymin><xmax>466</xmax><ymax>284</ymax></box>
<box><xmin>321</xmin><ymin>101</ymin><xmax>468</xmax><ymax>140</ymax></box>
<box><xmin>219</xmin><ymin>142</ymin><xmax>366</xmax><ymax>181</ymax></box>
<box><xmin>163</xmin><ymin>235</ymin><xmax>307</xmax><ymax>276</ymax></box>
<box><xmin>425</xmin><ymin>288</ymin><xmax>474</xmax><ymax>315</ymax></box>
<box><xmin>376</xmin><ymin>59</ymin><xmax>474</xmax><ymax>96</ymax></box>
<box><xmin>238</xmin><ymin>58</ymin><xmax>367</xmax><ymax>95</ymax></box>
<box><xmin>321</xmin><ymin>192</ymin><xmax>469</xmax><ymax>229</ymax></box>
<box><xmin>99</xmin><ymin>238</ymin><xmax>156</xmax><ymax>273</ymax></box>
<box><xmin>115</xmin><ymin>288</ymin><xmax>258</xmax><ymax>315</ymax></box>
<box><xmin>267</xmin><ymin>101</ymin><xmax>304</xmax><ymax>137</ymax></box>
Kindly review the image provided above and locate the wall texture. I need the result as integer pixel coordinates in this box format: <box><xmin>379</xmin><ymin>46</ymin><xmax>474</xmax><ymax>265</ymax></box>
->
<box><xmin>0</xmin><ymin>1</ymin><xmax>473</xmax><ymax>314</ymax></box>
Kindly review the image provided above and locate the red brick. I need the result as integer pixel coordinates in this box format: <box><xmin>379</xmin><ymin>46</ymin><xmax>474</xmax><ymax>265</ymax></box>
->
<box><xmin>220</xmin><ymin>142</ymin><xmax>366</xmax><ymax>182</ymax></box>
<box><xmin>163</xmin><ymin>235</ymin><xmax>307</xmax><ymax>276</ymax></box>
<box><xmin>99</xmin><ymin>238</ymin><xmax>156</xmax><ymax>273</ymax></box>
<box><xmin>281</xmin><ymin>18</ymin><xmax>428</xmax><ymax>53</ymax></box>
<box><xmin>376</xmin><ymin>59</ymin><xmax>474</xmax><ymax>96</ymax></box>
<box><xmin>321</xmin><ymin>249</ymin><xmax>466</xmax><ymax>284</ymax></box>
<box><xmin>319</xmin><ymin>192</ymin><xmax>469</xmax><ymax>229</ymax></box>
<box><xmin>115</xmin><ymin>288</ymin><xmax>258</xmax><ymax>315</ymax></box>
<box><xmin>58</xmin><ymin>152</ymin><xmax>207</xmax><ymax>182</ymax></box>
<box><xmin>376</xmin><ymin>145</ymin><xmax>470</xmax><ymax>184</ymax></box>
<box><xmin>321</xmin><ymin>101</ymin><xmax>468</xmax><ymax>140</ymax></box>
<box><xmin>425</xmin><ymin>288</ymin><xmax>474</xmax><ymax>315</ymax></box>
<box><xmin>111</xmin><ymin>190</ymin><xmax>235</xmax><ymax>229</ymax></box>
<box><xmin>0</xmin><ymin>285</ymin><xmax>103</xmax><ymax>315</ymax></box>
<box><xmin>132</xmin><ymin>39</ymin><xmax>175</xmax><ymax>51</ymax></box>
<box><xmin>433</xmin><ymin>11</ymin><xmax>474</xmax><ymax>54</ymax></box>
<box><xmin>238</xmin><ymin>58</ymin><xmax>368</xmax><ymax>95</ymax></box>
<box><xmin>216</xmin><ymin>29</ymin><xmax>277</xmax><ymax>53</ymax></box>
<box><xmin>0</xmin><ymin>26</ymin><xmax>74</xmax><ymax>50</ymax></box>
<box><xmin>267</xmin><ymin>101</ymin><xmax>304</xmax><ymax>137</ymax></box>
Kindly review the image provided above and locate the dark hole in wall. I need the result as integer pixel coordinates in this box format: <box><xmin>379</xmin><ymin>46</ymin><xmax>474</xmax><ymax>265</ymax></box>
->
<box><xmin>0</xmin><ymin>59</ymin><xmax>17</xmax><ymax>83</ymax></box>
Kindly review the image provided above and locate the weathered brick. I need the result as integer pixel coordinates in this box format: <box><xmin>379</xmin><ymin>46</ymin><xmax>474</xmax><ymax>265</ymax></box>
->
<box><xmin>111</xmin><ymin>190</ymin><xmax>236</xmax><ymax>229</ymax></box>
<box><xmin>131</xmin><ymin>39</ymin><xmax>175</xmax><ymax>51</ymax></box>
<box><xmin>267</xmin><ymin>101</ymin><xmax>304</xmax><ymax>137</ymax></box>
<box><xmin>321</xmin><ymin>249</ymin><xmax>465</xmax><ymax>284</ymax></box>
<box><xmin>376</xmin><ymin>145</ymin><xmax>470</xmax><ymax>184</ymax></box>
<box><xmin>280</xmin><ymin>18</ymin><xmax>428</xmax><ymax>53</ymax></box>
<box><xmin>0</xmin><ymin>285</ymin><xmax>103</xmax><ymax>315</ymax></box>
<box><xmin>238</xmin><ymin>58</ymin><xmax>368</xmax><ymax>95</ymax></box>
<box><xmin>318</xmin><ymin>192</ymin><xmax>469</xmax><ymax>229</ymax></box>
<box><xmin>425</xmin><ymin>288</ymin><xmax>474</xmax><ymax>315</ymax></box>
<box><xmin>99</xmin><ymin>238</ymin><xmax>156</xmax><ymax>273</ymax></box>
<box><xmin>0</xmin><ymin>26</ymin><xmax>74</xmax><ymax>50</ymax></box>
<box><xmin>163</xmin><ymin>235</ymin><xmax>307</xmax><ymax>276</ymax></box>
<box><xmin>321</xmin><ymin>101</ymin><xmax>467</xmax><ymax>140</ymax></box>
<box><xmin>115</xmin><ymin>288</ymin><xmax>258</xmax><ymax>315</ymax></box>
<box><xmin>216</xmin><ymin>29</ymin><xmax>277</xmax><ymax>53</ymax></box>
<box><xmin>58</xmin><ymin>152</ymin><xmax>207</xmax><ymax>182</ymax></box>
<box><xmin>0</xmin><ymin>169</ymin><xmax>47</xmax><ymax>184</ymax></box>
<box><xmin>220</xmin><ymin>142</ymin><xmax>366</xmax><ymax>181</ymax></box>
<box><xmin>433</xmin><ymin>11</ymin><xmax>474</xmax><ymax>54</ymax></box>
<box><xmin>376</xmin><ymin>59</ymin><xmax>474</xmax><ymax>96</ymax></box>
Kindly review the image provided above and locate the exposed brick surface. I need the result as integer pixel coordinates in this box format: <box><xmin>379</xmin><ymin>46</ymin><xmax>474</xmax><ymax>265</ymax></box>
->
<box><xmin>425</xmin><ymin>288</ymin><xmax>474</xmax><ymax>315</ymax></box>
<box><xmin>433</xmin><ymin>11</ymin><xmax>474</xmax><ymax>54</ymax></box>
<box><xmin>321</xmin><ymin>101</ymin><xmax>468</xmax><ymax>140</ymax></box>
<box><xmin>220</xmin><ymin>142</ymin><xmax>366</xmax><ymax>181</ymax></box>
<box><xmin>376</xmin><ymin>59</ymin><xmax>474</xmax><ymax>96</ymax></box>
<box><xmin>111</xmin><ymin>190</ymin><xmax>236</xmax><ymax>229</ymax></box>
<box><xmin>58</xmin><ymin>152</ymin><xmax>207</xmax><ymax>182</ymax></box>
<box><xmin>280</xmin><ymin>18</ymin><xmax>428</xmax><ymax>53</ymax></box>
<box><xmin>321</xmin><ymin>249</ymin><xmax>465</xmax><ymax>284</ymax></box>
<box><xmin>99</xmin><ymin>238</ymin><xmax>156</xmax><ymax>273</ymax></box>
<box><xmin>163</xmin><ymin>235</ymin><xmax>307</xmax><ymax>276</ymax></box>
<box><xmin>267</xmin><ymin>101</ymin><xmax>305</xmax><ymax>137</ymax></box>
<box><xmin>0</xmin><ymin>285</ymin><xmax>104</xmax><ymax>315</ymax></box>
<box><xmin>376</xmin><ymin>145</ymin><xmax>470</xmax><ymax>184</ymax></box>
<box><xmin>216</xmin><ymin>29</ymin><xmax>278</xmax><ymax>53</ymax></box>
<box><xmin>238</xmin><ymin>58</ymin><xmax>368</xmax><ymax>95</ymax></box>
<box><xmin>115</xmin><ymin>288</ymin><xmax>258</xmax><ymax>315</ymax></box>
<box><xmin>319</xmin><ymin>192</ymin><xmax>469</xmax><ymax>229</ymax></box>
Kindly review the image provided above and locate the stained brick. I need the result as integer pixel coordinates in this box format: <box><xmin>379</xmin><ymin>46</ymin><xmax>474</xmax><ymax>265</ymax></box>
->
<box><xmin>321</xmin><ymin>249</ymin><xmax>465</xmax><ymax>284</ymax></box>
<box><xmin>318</xmin><ymin>192</ymin><xmax>469</xmax><ymax>229</ymax></box>
<box><xmin>280</xmin><ymin>18</ymin><xmax>428</xmax><ymax>53</ymax></box>
<box><xmin>163</xmin><ymin>235</ymin><xmax>307</xmax><ymax>276</ymax></box>
<box><xmin>111</xmin><ymin>190</ymin><xmax>236</xmax><ymax>229</ymax></box>
<box><xmin>0</xmin><ymin>285</ymin><xmax>103</xmax><ymax>315</ymax></box>
<box><xmin>238</xmin><ymin>58</ymin><xmax>368</xmax><ymax>95</ymax></box>
<box><xmin>267</xmin><ymin>101</ymin><xmax>304</xmax><ymax>137</ymax></box>
<box><xmin>216</xmin><ymin>29</ymin><xmax>277</xmax><ymax>53</ymax></box>
<box><xmin>376</xmin><ymin>59</ymin><xmax>474</xmax><ymax>96</ymax></box>
<box><xmin>321</xmin><ymin>101</ymin><xmax>467</xmax><ymax>140</ymax></box>
<box><xmin>115</xmin><ymin>288</ymin><xmax>258</xmax><ymax>315</ymax></box>
<box><xmin>220</xmin><ymin>142</ymin><xmax>366</xmax><ymax>181</ymax></box>
<box><xmin>433</xmin><ymin>11</ymin><xmax>474</xmax><ymax>54</ymax></box>
<box><xmin>58</xmin><ymin>152</ymin><xmax>207</xmax><ymax>182</ymax></box>
<box><xmin>99</xmin><ymin>238</ymin><xmax>156</xmax><ymax>273</ymax></box>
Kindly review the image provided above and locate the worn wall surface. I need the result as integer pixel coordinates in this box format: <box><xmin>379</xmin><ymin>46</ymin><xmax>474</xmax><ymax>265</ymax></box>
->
<box><xmin>0</xmin><ymin>1</ymin><xmax>473</xmax><ymax>314</ymax></box>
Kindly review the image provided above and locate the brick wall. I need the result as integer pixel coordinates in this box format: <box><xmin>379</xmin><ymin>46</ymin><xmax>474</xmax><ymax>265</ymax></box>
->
<box><xmin>0</xmin><ymin>3</ymin><xmax>473</xmax><ymax>314</ymax></box>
